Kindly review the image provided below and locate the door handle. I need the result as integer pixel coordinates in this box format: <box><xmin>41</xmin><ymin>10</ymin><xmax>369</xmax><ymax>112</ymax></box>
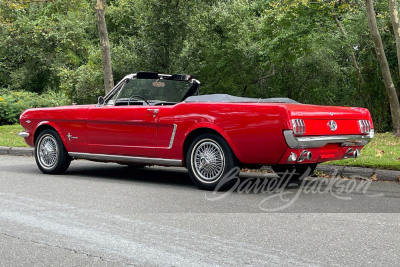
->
<box><xmin>147</xmin><ymin>109</ymin><xmax>159</xmax><ymax>117</ymax></box>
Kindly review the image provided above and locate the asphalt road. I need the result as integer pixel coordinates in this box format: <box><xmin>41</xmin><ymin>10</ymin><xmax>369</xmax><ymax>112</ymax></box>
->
<box><xmin>1</xmin><ymin>155</ymin><xmax>400</xmax><ymax>266</ymax></box>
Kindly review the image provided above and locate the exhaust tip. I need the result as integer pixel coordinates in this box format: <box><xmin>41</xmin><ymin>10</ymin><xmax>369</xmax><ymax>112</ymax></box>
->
<box><xmin>287</xmin><ymin>152</ymin><xmax>297</xmax><ymax>162</ymax></box>
<box><xmin>344</xmin><ymin>148</ymin><xmax>360</xmax><ymax>159</ymax></box>
<box><xmin>298</xmin><ymin>150</ymin><xmax>312</xmax><ymax>162</ymax></box>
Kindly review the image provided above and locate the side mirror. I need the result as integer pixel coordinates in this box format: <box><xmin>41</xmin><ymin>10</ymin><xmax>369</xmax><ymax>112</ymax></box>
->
<box><xmin>97</xmin><ymin>96</ymin><xmax>105</xmax><ymax>106</ymax></box>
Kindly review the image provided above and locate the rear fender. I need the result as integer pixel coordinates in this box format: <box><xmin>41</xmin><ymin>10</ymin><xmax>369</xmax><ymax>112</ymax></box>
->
<box><xmin>183</xmin><ymin>123</ymin><xmax>244</xmax><ymax>162</ymax></box>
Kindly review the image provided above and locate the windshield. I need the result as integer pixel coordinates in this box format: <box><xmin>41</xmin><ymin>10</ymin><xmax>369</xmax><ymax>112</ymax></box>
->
<box><xmin>110</xmin><ymin>78</ymin><xmax>192</xmax><ymax>105</ymax></box>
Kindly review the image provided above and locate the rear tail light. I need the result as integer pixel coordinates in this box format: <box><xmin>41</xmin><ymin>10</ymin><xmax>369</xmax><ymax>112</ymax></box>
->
<box><xmin>292</xmin><ymin>119</ymin><xmax>306</xmax><ymax>135</ymax></box>
<box><xmin>358</xmin><ymin>120</ymin><xmax>371</xmax><ymax>134</ymax></box>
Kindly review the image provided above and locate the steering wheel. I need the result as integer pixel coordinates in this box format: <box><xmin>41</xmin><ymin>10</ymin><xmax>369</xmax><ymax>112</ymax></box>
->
<box><xmin>128</xmin><ymin>95</ymin><xmax>149</xmax><ymax>106</ymax></box>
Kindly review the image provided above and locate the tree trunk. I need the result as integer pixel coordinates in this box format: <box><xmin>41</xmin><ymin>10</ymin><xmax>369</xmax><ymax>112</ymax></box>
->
<box><xmin>365</xmin><ymin>0</ymin><xmax>400</xmax><ymax>135</ymax></box>
<box><xmin>389</xmin><ymin>0</ymin><xmax>400</xmax><ymax>78</ymax></box>
<box><xmin>95</xmin><ymin>0</ymin><xmax>114</xmax><ymax>94</ymax></box>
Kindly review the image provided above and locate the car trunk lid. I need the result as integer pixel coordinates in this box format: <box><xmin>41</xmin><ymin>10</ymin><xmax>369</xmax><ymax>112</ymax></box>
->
<box><xmin>281</xmin><ymin>103</ymin><xmax>373</xmax><ymax>136</ymax></box>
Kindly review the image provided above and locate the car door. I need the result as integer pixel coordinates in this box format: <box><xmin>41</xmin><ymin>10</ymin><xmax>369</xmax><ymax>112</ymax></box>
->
<box><xmin>86</xmin><ymin>105</ymin><xmax>158</xmax><ymax>157</ymax></box>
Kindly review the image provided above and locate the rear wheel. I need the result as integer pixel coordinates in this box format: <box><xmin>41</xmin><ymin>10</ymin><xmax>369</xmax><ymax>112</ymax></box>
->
<box><xmin>272</xmin><ymin>164</ymin><xmax>317</xmax><ymax>183</ymax></box>
<box><xmin>35</xmin><ymin>129</ymin><xmax>71</xmax><ymax>174</ymax></box>
<box><xmin>186</xmin><ymin>133</ymin><xmax>238</xmax><ymax>190</ymax></box>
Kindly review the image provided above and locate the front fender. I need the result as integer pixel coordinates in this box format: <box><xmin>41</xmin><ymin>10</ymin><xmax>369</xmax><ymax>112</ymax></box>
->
<box><xmin>34</xmin><ymin>121</ymin><xmax>68</xmax><ymax>149</ymax></box>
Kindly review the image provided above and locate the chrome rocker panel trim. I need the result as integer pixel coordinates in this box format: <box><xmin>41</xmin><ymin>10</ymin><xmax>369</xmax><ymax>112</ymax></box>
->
<box><xmin>68</xmin><ymin>152</ymin><xmax>183</xmax><ymax>167</ymax></box>
<box><xmin>18</xmin><ymin>131</ymin><xmax>30</xmax><ymax>138</ymax></box>
<box><xmin>283</xmin><ymin>130</ymin><xmax>373</xmax><ymax>149</ymax></box>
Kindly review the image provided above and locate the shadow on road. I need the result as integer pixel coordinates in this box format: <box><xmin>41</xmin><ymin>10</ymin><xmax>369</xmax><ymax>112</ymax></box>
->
<box><xmin>65</xmin><ymin>163</ymin><xmax>195</xmax><ymax>188</ymax></box>
<box><xmin>63</xmin><ymin>162</ymin><xmax>300</xmax><ymax>192</ymax></box>
<box><xmin>11</xmin><ymin>159</ymin><xmax>400</xmax><ymax>199</ymax></box>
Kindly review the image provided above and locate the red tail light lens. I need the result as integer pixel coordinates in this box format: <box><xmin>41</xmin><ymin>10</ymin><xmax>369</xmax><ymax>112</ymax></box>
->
<box><xmin>358</xmin><ymin>120</ymin><xmax>371</xmax><ymax>134</ymax></box>
<box><xmin>292</xmin><ymin>119</ymin><xmax>306</xmax><ymax>135</ymax></box>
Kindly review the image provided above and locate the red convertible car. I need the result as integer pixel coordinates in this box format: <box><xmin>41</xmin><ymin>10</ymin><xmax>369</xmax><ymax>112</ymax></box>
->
<box><xmin>19</xmin><ymin>72</ymin><xmax>374</xmax><ymax>190</ymax></box>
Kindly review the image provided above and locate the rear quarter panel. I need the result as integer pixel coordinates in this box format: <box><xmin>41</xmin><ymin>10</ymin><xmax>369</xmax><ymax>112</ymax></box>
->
<box><xmin>156</xmin><ymin>103</ymin><xmax>289</xmax><ymax>165</ymax></box>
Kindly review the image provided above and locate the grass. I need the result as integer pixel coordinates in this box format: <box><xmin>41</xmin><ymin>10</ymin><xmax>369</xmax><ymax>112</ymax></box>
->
<box><xmin>0</xmin><ymin>124</ymin><xmax>28</xmax><ymax>147</ymax></box>
<box><xmin>323</xmin><ymin>132</ymin><xmax>400</xmax><ymax>171</ymax></box>
<box><xmin>1</xmin><ymin>124</ymin><xmax>399</xmax><ymax>170</ymax></box>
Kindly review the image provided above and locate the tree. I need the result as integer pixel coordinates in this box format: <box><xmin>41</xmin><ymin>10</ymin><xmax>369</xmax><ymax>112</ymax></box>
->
<box><xmin>95</xmin><ymin>0</ymin><xmax>114</xmax><ymax>94</ymax></box>
<box><xmin>0</xmin><ymin>0</ymin><xmax>92</xmax><ymax>93</ymax></box>
<box><xmin>257</xmin><ymin>0</ymin><xmax>353</xmax><ymax>104</ymax></box>
<box><xmin>365</xmin><ymin>0</ymin><xmax>400</xmax><ymax>135</ymax></box>
<box><xmin>183</xmin><ymin>0</ymin><xmax>262</xmax><ymax>96</ymax></box>
<box><xmin>389</xmin><ymin>0</ymin><xmax>400</xmax><ymax>78</ymax></box>
<box><xmin>133</xmin><ymin>0</ymin><xmax>190</xmax><ymax>74</ymax></box>
<box><xmin>333</xmin><ymin>9</ymin><xmax>365</xmax><ymax>89</ymax></box>
<box><xmin>0</xmin><ymin>0</ymin><xmax>398</xmax><ymax>132</ymax></box>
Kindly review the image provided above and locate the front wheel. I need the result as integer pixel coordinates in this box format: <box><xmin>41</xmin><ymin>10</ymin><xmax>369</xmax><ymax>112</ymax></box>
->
<box><xmin>186</xmin><ymin>134</ymin><xmax>238</xmax><ymax>190</ymax></box>
<box><xmin>35</xmin><ymin>129</ymin><xmax>71</xmax><ymax>174</ymax></box>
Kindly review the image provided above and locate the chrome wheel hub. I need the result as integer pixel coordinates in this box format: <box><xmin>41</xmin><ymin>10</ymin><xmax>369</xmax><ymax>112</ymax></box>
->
<box><xmin>38</xmin><ymin>135</ymin><xmax>58</xmax><ymax>168</ymax></box>
<box><xmin>193</xmin><ymin>141</ymin><xmax>225</xmax><ymax>182</ymax></box>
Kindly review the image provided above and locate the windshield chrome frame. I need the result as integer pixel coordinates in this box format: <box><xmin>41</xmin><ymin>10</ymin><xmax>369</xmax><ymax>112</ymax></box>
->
<box><xmin>102</xmin><ymin>73</ymin><xmax>199</xmax><ymax>106</ymax></box>
<box><xmin>102</xmin><ymin>73</ymin><xmax>136</xmax><ymax>105</ymax></box>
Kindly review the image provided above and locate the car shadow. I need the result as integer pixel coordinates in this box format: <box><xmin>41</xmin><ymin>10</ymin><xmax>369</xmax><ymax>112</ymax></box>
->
<box><xmin>36</xmin><ymin>159</ymin><xmax>393</xmax><ymax>196</ymax></box>
<box><xmin>63</xmin><ymin>161</ymin><xmax>302</xmax><ymax>192</ymax></box>
<box><xmin>65</xmin><ymin>163</ymin><xmax>196</xmax><ymax>188</ymax></box>
<box><xmin>24</xmin><ymin>161</ymin><xmax>400</xmax><ymax>200</ymax></box>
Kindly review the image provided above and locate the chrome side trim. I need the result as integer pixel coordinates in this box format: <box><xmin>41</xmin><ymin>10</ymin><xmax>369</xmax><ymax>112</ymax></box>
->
<box><xmin>167</xmin><ymin>124</ymin><xmax>177</xmax><ymax>149</ymax></box>
<box><xmin>18</xmin><ymin>131</ymin><xmax>30</xmax><ymax>138</ymax></box>
<box><xmin>283</xmin><ymin>130</ymin><xmax>373</xmax><ymax>149</ymax></box>
<box><xmin>68</xmin><ymin>152</ymin><xmax>182</xmax><ymax>167</ymax></box>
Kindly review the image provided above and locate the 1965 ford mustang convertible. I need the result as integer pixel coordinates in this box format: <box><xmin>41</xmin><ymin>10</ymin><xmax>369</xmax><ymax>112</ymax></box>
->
<box><xmin>19</xmin><ymin>72</ymin><xmax>374</xmax><ymax>190</ymax></box>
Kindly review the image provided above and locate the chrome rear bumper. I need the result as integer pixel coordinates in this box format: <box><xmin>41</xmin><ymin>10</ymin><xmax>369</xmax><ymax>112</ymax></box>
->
<box><xmin>283</xmin><ymin>130</ymin><xmax>373</xmax><ymax>149</ymax></box>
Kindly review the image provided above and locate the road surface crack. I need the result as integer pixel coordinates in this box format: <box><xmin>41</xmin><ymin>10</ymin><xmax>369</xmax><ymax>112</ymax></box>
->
<box><xmin>0</xmin><ymin>232</ymin><xmax>137</xmax><ymax>266</ymax></box>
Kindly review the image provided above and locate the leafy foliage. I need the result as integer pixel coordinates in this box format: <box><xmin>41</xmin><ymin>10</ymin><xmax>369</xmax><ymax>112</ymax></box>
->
<box><xmin>0</xmin><ymin>89</ymin><xmax>69</xmax><ymax>125</ymax></box>
<box><xmin>0</xmin><ymin>0</ymin><xmax>399</xmax><ymax>131</ymax></box>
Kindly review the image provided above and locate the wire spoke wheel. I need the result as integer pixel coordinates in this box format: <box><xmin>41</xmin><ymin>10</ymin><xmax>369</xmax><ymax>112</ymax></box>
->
<box><xmin>38</xmin><ymin>135</ymin><xmax>59</xmax><ymax>168</ymax></box>
<box><xmin>193</xmin><ymin>141</ymin><xmax>225</xmax><ymax>182</ymax></box>
<box><xmin>35</xmin><ymin>129</ymin><xmax>71</xmax><ymax>174</ymax></box>
<box><xmin>187</xmin><ymin>134</ymin><xmax>238</xmax><ymax>190</ymax></box>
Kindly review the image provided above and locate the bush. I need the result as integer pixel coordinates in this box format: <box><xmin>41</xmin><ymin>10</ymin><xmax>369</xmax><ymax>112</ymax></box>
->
<box><xmin>0</xmin><ymin>90</ymin><xmax>69</xmax><ymax>125</ymax></box>
<box><xmin>58</xmin><ymin>47</ymin><xmax>104</xmax><ymax>105</ymax></box>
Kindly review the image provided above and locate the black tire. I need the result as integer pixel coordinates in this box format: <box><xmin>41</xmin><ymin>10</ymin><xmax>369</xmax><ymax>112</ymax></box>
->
<box><xmin>35</xmin><ymin>129</ymin><xmax>71</xmax><ymax>174</ymax></box>
<box><xmin>186</xmin><ymin>133</ymin><xmax>238</xmax><ymax>190</ymax></box>
<box><xmin>272</xmin><ymin>164</ymin><xmax>317</xmax><ymax>183</ymax></box>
